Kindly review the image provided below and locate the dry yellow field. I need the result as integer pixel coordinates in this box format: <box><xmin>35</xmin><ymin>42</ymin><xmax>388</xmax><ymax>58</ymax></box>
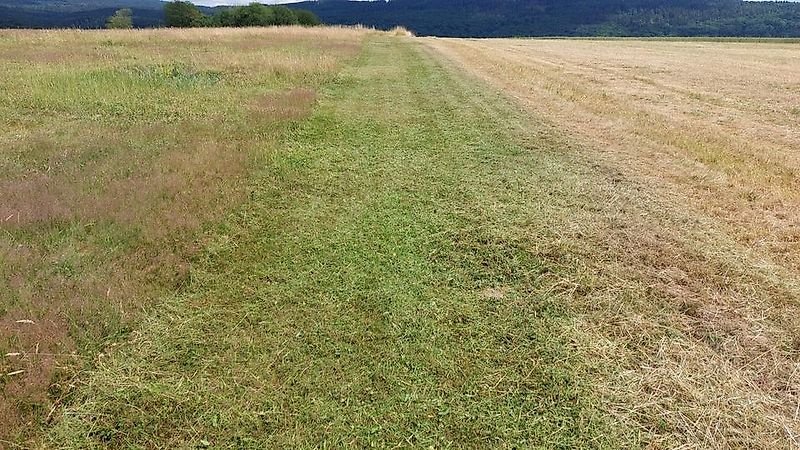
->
<box><xmin>425</xmin><ymin>38</ymin><xmax>800</xmax><ymax>446</ymax></box>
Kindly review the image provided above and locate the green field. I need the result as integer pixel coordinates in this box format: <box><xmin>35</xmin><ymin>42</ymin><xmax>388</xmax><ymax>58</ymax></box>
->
<box><xmin>2</xmin><ymin>28</ymin><xmax>799</xmax><ymax>448</ymax></box>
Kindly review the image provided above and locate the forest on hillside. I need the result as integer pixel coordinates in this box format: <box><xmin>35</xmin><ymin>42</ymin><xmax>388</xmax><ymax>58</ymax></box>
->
<box><xmin>1</xmin><ymin>0</ymin><xmax>800</xmax><ymax>37</ymax></box>
<box><xmin>301</xmin><ymin>0</ymin><xmax>800</xmax><ymax>37</ymax></box>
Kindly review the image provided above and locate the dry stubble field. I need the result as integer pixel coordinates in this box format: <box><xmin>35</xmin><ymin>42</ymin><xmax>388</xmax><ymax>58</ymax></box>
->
<box><xmin>425</xmin><ymin>38</ymin><xmax>800</xmax><ymax>446</ymax></box>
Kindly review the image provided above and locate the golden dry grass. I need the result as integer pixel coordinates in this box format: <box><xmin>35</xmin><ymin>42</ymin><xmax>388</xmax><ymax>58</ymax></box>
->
<box><xmin>424</xmin><ymin>38</ymin><xmax>800</xmax><ymax>447</ymax></box>
<box><xmin>0</xmin><ymin>26</ymin><xmax>368</xmax><ymax>443</ymax></box>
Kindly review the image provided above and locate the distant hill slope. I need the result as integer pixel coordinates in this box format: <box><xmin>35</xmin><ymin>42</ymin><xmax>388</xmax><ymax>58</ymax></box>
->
<box><xmin>0</xmin><ymin>0</ymin><xmax>163</xmax><ymax>12</ymax></box>
<box><xmin>0</xmin><ymin>0</ymin><xmax>167</xmax><ymax>27</ymax></box>
<box><xmin>1</xmin><ymin>0</ymin><xmax>800</xmax><ymax>37</ymax></box>
<box><xmin>0</xmin><ymin>0</ymin><xmax>214</xmax><ymax>28</ymax></box>
<box><xmin>300</xmin><ymin>0</ymin><xmax>800</xmax><ymax>37</ymax></box>
<box><xmin>0</xmin><ymin>7</ymin><xmax>164</xmax><ymax>28</ymax></box>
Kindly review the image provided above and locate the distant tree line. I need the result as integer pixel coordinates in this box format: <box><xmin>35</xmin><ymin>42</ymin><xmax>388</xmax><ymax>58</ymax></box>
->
<box><xmin>106</xmin><ymin>7</ymin><xmax>133</xmax><ymax>29</ymax></box>
<box><xmin>580</xmin><ymin>0</ymin><xmax>800</xmax><ymax>37</ymax></box>
<box><xmin>164</xmin><ymin>1</ymin><xmax>320</xmax><ymax>28</ymax></box>
<box><xmin>300</xmin><ymin>0</ymin><xmax>800</xmax><ymax>38</ymax></box>
<box><xmin>5</xmin><ymin>0</ymin><xmax>800</xmax><ymax>37</ymax></box>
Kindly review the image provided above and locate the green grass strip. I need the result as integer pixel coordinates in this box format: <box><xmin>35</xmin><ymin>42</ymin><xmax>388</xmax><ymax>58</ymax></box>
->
<box><xmin>49</xmin><ymin>36</ymin><xmax>627</xmax><ymax>448</ymax></box>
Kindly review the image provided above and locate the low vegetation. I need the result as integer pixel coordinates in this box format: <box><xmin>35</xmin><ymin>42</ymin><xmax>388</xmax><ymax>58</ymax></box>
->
<box><xmin>0</xmin><ymin>26</ymin><xmax>366</xmax><ymax>445</ymax></box>
<box><xmin>1</xmin><ymin>25</ymin><xmax>799</xmax><ymax>448</ymax></box>
<box><xmin>46</xmin><ymin>34</ymin><xmax>631</xmax><ymax>448</ymax></box>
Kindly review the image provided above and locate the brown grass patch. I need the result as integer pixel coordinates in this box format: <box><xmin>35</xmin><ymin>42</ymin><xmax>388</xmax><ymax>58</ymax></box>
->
<box><xmin>249</xmin><ymin>88</ymin><xmax>317</xmax><ymax>122</ymax></box>
<box><xmin>389</xmin><ymin>26</ymin><xmax>415</xmax><ymax>37</ymax></box>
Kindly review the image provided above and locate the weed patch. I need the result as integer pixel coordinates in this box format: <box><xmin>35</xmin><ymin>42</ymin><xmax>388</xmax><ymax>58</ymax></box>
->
<box><xmin>123</xmin><ymin>64</ymin><xmax>223</xmax><ymax>87</ymax></box>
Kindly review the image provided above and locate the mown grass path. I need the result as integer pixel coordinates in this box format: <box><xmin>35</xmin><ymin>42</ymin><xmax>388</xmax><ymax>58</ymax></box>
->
<box><xmin>50</xmin><ymin>36</ymin><xmax>627</xmax><ymax>447</ymax></box>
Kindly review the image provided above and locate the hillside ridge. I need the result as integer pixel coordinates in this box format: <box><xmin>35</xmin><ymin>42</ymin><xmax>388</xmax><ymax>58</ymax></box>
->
<box><xmin>2</xmin><ymin>0</ymin><xmax>800</xmax><ymax>36</ymax></box>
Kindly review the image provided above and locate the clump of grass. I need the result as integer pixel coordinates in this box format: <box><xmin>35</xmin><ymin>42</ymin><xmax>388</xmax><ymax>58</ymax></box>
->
<box><xmin>389</xmin><ymin>26</ymin><xmax>415</xmax><ymax>37</ymax></box>
<box><xmin>124</xmin><ymin>64</ymin><xmax>222</xmax><ymax>87</ymax></box>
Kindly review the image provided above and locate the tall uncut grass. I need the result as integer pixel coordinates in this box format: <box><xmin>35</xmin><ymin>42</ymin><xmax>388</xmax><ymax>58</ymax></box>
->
<box><xmin>0</xmin><ymin>26</ymin><xmax>367</xmax><ymax>444</ymax></box>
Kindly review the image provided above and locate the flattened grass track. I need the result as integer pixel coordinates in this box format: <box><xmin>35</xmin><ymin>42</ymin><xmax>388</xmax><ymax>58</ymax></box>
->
<box><xmin>49</xmin><ymin>36</ymin><xmax>626</xmax><ymax>447</ymax></box>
